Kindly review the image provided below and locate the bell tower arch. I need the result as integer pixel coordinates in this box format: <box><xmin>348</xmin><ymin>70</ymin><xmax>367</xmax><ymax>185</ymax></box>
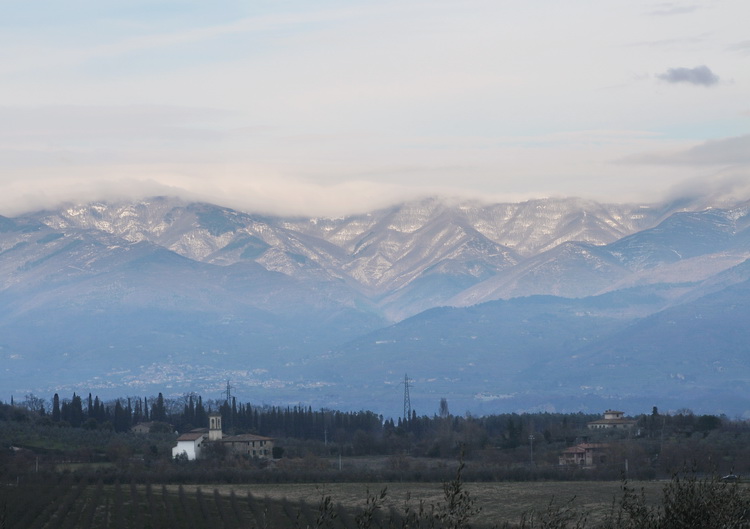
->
<box><xmin>208</xmin><ymin>412</ymin><xmax>223</xmax><ymax>441</ymax></box>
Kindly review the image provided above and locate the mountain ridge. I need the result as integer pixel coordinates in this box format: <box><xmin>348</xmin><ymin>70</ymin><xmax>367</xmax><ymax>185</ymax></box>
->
<box><xmin>2</xmin><ymin>194</ymin><xmax>750</xmax><ymax>416</ymax></box>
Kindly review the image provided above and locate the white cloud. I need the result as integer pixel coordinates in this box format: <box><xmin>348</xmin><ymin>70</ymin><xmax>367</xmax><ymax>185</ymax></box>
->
<box><xmin>663</xmin><ymin>171</ymin><xmax>750</xmax><ymax>204</ymax></box>
<box><xmin>0</xmin><ymin>178</ymin><xmax>180</xmax><ymax>217</ymax></box>
<box><xmin>0</xmin><ymin>174</ymin><xmax>505</xmax><ymax>218</ymax></box>
<box><xmin>647</xmin><ymin>3</ymin><xmax>700</xmax><ymax>16</ymax></box>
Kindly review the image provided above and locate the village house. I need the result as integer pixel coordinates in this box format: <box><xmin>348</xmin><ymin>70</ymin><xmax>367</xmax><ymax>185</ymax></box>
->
<box><xmin>219</xmin><ymin>433</ymin><xmax>273</xmax><ymax>458</ymax></box>
<box><xmin>587</xmin><ymin>409</ymin><xmax>637</xmax><ymax>430</ymax></box>
<box><xmin>559</xmin><ymin>443</ymin><xmax>608</xmax><ymax>468</ymax></box>
<box><xmin>131</xmin><ymin>422</ymin><xmax>156</xmax><ymax>434</ymax></box>
<box><xmin>131</xmin><ymin>421</ymin><xmax>173</xmax><ymax>434</ymax></box>
<box><xmin>172</xmin><ymin>430</ymin><xmax>209</xmax><ymax>460</ymax></box>
<box><xmin>172</xmin><ymin>412</ymin><xmax>274</xmax><ymax>461</ymax></box>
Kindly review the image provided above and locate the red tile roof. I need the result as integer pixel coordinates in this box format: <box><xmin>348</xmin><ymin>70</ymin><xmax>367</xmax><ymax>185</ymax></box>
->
<box><xmin>176</xmin><ymin>432</ymin><xmax>206</xmax><ymax>442</ymax></box>
<box><xmin>220</xmin><ymin>434</ymin><xmax>273</xmax><ymax>443</ymax></box>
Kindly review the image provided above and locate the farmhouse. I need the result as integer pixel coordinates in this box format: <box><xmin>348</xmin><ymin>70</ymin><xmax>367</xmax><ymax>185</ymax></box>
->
<box><xmin>219</xmin><ymin>433</ymin><xmax>273</xmax><ymax>458</ymax></box>
<box><xmin>132</xmin><ymin>422</ymin><xmax>157</xmax><ymax>434</ymax></box>
<box><xmin>587</xmin><ymin>410</ymin><xmax>637</xmax><ymax>430</ymax></box>
<box><xmin>172</xmin><ymin>412</ymin><xmax>274</xmax><ymax>461</ymax></box>
<box><xmin>559</xmin><ymin>443</ymin><xmax>608</xmax><ymax>468</ymax></box>
<box><xmin>132</xmin><ymin>421</ymin><xmax>173</xmax><ymax>434</ymax></box>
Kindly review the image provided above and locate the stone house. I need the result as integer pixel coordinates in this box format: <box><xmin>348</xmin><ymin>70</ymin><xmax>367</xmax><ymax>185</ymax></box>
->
<box><xmin>132</xmin><ymin>422</ymin><xmax>156</xmax><ymax>434</ymax></box>
<box><xmin>219</xmin><ymin>433</ymin><xmax>273</xmax><ymax>458</ymax></box>
<box><xmin>132</xmin><ymin>421</ymin><xmax>172</xmax><ymax>434</ymax></box>
<box><xmin>559</xmin><ymin>443</ymin><xmax>608</xmax><ymax>468</ymax></box>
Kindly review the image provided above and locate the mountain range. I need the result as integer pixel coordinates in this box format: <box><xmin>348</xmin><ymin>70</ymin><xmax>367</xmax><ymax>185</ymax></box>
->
<box><xmin>1</xmin><ymin>195</ymin><xmax>749</xmax><ymax>418</ymax></box>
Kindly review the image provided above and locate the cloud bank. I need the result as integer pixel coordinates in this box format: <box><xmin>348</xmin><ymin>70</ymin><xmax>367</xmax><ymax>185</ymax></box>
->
<box><xmin>622</xmin><ymin>134</ymin><xmax>750</xmax><ymax>165</ymax></box>
<box><xmin>0</xmin><ymin>175</ymin><xmax>516</xmax><ymax>219</ymax></box>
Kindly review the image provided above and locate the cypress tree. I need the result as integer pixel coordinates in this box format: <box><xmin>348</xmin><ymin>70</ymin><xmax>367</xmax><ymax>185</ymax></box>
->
<box><xmin>195</xmin><ymin>396</ymin><xmax>207</xmax><ymax>427</ymax></box>
<box><xmin>114</xmin><ymin>401</ymin><xmax>129</xmax><ymax>432</ymax></box>
<box><xmin>70</xmin><ymin>393</ymin><xmax>84</xmax><ymax>427</ymax></box>
<box><xmin>94</xmin><ymin>396</ymin><xmax>104</xmax><ymax>422</ymax></box>
<box><xmin>131</xmin><ymin>397</ymin><xmax>141</xmax><ymax>424</ymax></box>
<box><xmin>52</xmin><ymin>393</ymin><xmax>61</xmax><ymax>422</ymax></box>
<box><xmin>152</xmin><ymin>392</ymin><xmax>166</xmax><ymax>422</ymax></box>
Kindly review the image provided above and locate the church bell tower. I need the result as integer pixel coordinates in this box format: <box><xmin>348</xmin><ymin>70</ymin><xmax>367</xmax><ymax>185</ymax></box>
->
<box><xmin>208</xmin><ymin>412</ymin><xmax>223</xmax><ymax>441</ymax></box>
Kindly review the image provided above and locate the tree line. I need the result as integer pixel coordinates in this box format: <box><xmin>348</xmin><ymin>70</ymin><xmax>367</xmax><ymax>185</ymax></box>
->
<box><xmin>11</xmin><ymin>390</ymin><xmax>603</xmax><ymax>447</ymax></box>
<box><xmin>8</xmin><ymin>391</ymin><xmax>747</xmax><ymax>472</ymax></box>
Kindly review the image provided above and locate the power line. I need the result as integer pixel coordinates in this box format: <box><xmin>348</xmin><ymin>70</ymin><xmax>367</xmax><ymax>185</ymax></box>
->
<box><xmin>222</xmin><ymin>380</ymin><xmax>234</xmax><ymax>403</ymax></box>
<box><xmin>403</xmin><ymin>373</ymin><xmax>412</xmax><ymax>423</ymax></box>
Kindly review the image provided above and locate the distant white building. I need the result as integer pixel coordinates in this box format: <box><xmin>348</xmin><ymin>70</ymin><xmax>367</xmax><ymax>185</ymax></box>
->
<box><xmin>172</xmin><ymin>430</ymin><xmax>209</xmax><ymax>460</ymax></box>
<box><xmin>172</xmin><ymin>412</ymin><xmax>223</xmax><ymax>460</ymax></box>
<box><xmin>172</xmin><ymin>412</ymin><xmax>274</xmax><ymax>460</ymax></box>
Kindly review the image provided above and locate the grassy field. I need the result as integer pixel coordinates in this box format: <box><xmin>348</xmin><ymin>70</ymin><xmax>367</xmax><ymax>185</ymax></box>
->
<box><xmin>171</xmin><ymin>480</ymin><xmax>666</xmax><ymax>527</ymax></box>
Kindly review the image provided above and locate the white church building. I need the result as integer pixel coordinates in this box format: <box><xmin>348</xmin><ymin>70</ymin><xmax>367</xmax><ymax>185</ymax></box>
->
<box><xmin>172</xmin><ymin>413</ymin><xmax>274</xmax><ymax>460</ymax></box>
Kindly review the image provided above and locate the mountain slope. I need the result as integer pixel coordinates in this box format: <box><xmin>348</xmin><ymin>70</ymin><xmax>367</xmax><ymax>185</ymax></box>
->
<box><xmin>326</xmin><ymin>271</ymin><xmax>750</xmax><ymax>415</ymax></box>
<box><xmin>535</xmin><ymin>269</ymin><xmax>750</xmax><ymax>413</ymax></box>
<box><xmin>453</xmin><ymin>203</ymin><xmax>750</xmax><ymax>307</ymax></box>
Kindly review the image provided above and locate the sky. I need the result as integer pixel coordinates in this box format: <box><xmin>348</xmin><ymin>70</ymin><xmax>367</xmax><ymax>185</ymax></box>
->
<box><xmin>1</xmin><ymin>0</ymin><xmax>749</xmax><ymax>216</ymax></box>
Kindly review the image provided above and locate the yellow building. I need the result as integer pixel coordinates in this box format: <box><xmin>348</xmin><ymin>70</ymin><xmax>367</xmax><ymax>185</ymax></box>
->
<box><xmin>587</xmin><ymin>410</ymin><xmax>637</xmax><ymax>430</ymax></box>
